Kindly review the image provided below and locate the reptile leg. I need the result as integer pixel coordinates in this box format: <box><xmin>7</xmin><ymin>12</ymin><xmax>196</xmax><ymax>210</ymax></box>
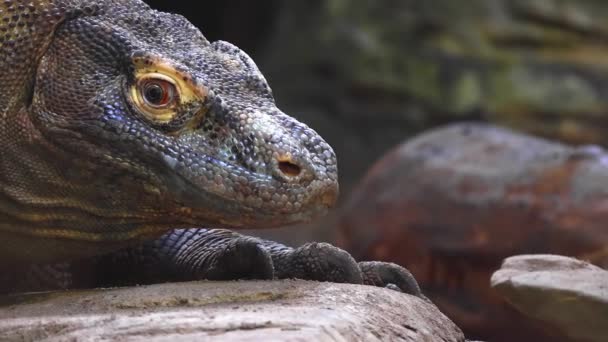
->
<box><xmin>95</xmin><ymin>229</ymin><xmax>424</xmax><ymax>298</ymax></box>
<box><xmin>95</xmin><ymin>229</ymin><xmax>362</xmax><ymax>286</ymax></box>
<box><xmin>3</xmin><ymin>229</ymin><xmax>423</xmax><ymax>298</ymax></box>
<box><xmin>0</xmin><ymin>263</ymin><xmax>75</xmax><ymax>293</ymax></box>
<box><xmin>143</xmin><ymin>228</ymin><xmax>274</xmax><ymax>282</ymax></box>
<box><xmin>92</xmin><ymin>229</ymin><xmax>275</xmax><ymax>287</ymax></box>
<box><xmin>0</xmin><ymin>229</ymin><xmax>275</xmax><ymax>293</ymax></box>
<box><xmin>0</xmin><ymin>229</ymin><xmax>274</xmax><ymax>293</ymax></box>
<box><xmin>92</xmin><ymin>228</ymin><xmax>424</xmax><ymax>298</ymax></box>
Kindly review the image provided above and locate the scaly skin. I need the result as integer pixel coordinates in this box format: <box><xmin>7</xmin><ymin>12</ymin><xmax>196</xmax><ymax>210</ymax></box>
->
<box><xmin>0</xmin><ymin>0</ymin><xmax>422</xmax><ymax>297</ymax></box>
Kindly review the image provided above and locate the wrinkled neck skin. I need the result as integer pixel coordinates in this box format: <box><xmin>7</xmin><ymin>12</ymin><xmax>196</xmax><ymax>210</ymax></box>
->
<box><xmin>0</xmin><ymin>110</ymin><xmax>168</xmax><ymax>261</ymax></box>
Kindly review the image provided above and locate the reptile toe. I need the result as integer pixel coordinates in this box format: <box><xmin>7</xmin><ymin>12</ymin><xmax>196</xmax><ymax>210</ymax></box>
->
<box><xmin>201</xmin><ymin>238</ymin><xmax>275</xmax><ymax>281</ymax></box>
<box><xmin>359</xmin><ymin>261</ymin><xmax>425</xmax><ymax>298</ymax></box>
<box><xmin>277</xmin><ymin>242</ymin><xmax>364</xmax><ymax>284</ymax></box>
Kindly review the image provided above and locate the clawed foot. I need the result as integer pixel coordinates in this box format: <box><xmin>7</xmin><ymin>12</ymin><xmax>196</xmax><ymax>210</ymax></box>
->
<box><xmin>267</xmin><ymin>242</ymin><xmax>423</xmax><ymax>297</ymax></box>
<box><xmin>163</xmin><ymin>229</ymin><xmax>425</xmax><ymax>299</ymax></box>
<box><xmin>26</xmin><ymin>229</ymin><xmax>426</xmax><ymax>297</ymax></box>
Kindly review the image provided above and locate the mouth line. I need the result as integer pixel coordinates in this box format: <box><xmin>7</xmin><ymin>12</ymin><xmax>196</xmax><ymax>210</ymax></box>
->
<box><xmin>222</xmin><ymin>206</ymin><xmax>331</xmax><ymax>229</ymax></box>
<box><xmin>171</xmin><ymin>202</ymin><xmax>330</xmax><ymax>229</ymax></box>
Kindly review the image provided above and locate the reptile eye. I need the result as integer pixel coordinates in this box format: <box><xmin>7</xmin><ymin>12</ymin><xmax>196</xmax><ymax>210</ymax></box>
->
<box><xmin>130</xmin><ymin>59</ymin><xmax>209</xmax><ymax>126</ymax></box>
<box><xmin>131</xmin><ymin>73</ymin><xmax>181</xmax><ymax>123</ymax></box>
<box><xmin>140</xmin><ymin>79</ymin><xmax>176</xmax><ymax>108</ymax></box>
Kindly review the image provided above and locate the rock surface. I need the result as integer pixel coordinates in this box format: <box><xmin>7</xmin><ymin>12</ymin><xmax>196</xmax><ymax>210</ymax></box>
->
<box><xmin>492</xmin><ymin>254</ymin><xmax>608</xmax><ymax>342</ymax></box>
<box><xmin>0</xmin><ymin>280</ymin><xmax>464</xmax><ymax>341</ymax></box>
<box><xmin>338</xmin><ymin>122</ymin><xmax>608</xmax><ymax>341</ymax></box>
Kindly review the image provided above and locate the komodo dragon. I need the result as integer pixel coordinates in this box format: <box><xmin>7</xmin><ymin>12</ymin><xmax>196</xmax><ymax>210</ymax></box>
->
<box><xmin>0</xmin><ymin>0</ymin><xmax>421</xmax><ymax>296</ymax></box>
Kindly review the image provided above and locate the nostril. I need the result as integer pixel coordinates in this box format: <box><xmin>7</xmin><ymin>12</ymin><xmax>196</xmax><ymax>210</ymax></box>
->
<box><xmin>278</xmin><ymin>160</ymin><xmax>302</xmax><ymax>178</ymax></box>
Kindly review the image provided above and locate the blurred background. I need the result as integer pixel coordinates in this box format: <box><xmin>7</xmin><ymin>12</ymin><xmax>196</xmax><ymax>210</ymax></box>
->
<box><xmin>144</xmin><ymin>1</ymin><xmax>608</xmax><ymax>341</ymax></box>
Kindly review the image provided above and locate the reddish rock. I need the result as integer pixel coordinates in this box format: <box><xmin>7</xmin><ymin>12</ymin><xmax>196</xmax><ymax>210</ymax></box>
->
<box><xmin>338</xmin><ymin>123</ymin><xmax>608</xmax><ymax>342</ymax></box>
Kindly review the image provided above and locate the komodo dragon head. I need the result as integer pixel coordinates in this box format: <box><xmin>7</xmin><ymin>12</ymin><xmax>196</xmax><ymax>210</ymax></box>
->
<box><xmin>0</xmin><ymin>0</ymin><xmax>338</xmax><ymax>254</ymax></box>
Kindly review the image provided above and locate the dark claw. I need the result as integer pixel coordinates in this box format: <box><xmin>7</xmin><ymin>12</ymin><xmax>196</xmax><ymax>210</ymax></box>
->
<box><xmin>359</xmin><ymin>261</ymin><xmax>423</xmax><ymax>298</ymax></box>
<box><xmin>384</xmin><ymin>283</ymin><xmax>402</xmax><ymax>292</ymax></box>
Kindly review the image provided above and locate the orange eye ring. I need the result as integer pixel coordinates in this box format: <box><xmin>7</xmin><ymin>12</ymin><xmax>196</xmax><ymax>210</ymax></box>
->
<box><xmin>130</xmin><ymin>59</ymin><xmax>208</xmax><ymax>125</ymax></box>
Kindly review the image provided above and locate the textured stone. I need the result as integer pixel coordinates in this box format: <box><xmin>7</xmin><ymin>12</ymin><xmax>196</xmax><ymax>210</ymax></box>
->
<box><xmin>338</xmin><ymin>122</ymin><xmax>608</xmax><ymax>341</ymax></box>
<box><xmin>0</xmin><ymin>280</ymin><xmax>464</xmax><ymax>341</ymax></box>
<box><xmin>492</xmin><ymin>254</ymin><xmax>608</xmax><ymax>342</ymax></box>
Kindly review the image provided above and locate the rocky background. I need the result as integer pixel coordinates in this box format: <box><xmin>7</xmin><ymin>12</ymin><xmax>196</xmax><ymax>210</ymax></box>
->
<box><xmin>139</xmin><ymin>1</ymin><xmax>608</xmax><ymax>341</ymax></box>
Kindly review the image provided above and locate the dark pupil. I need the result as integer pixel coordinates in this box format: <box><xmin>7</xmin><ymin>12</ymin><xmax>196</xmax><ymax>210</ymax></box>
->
<box><xmin>144</xmin><ymin>83</ymin><xmax>164</xmax><ymax>105</ymax></box>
